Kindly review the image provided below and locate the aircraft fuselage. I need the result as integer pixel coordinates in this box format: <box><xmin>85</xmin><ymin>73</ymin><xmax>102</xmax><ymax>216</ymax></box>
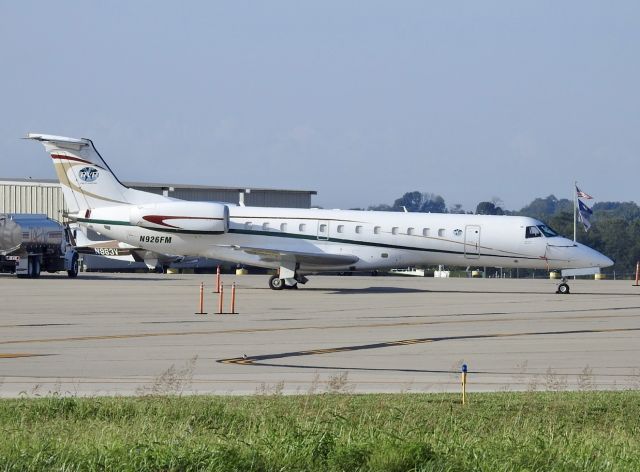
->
<box><xmin>77</xmin><ymin>205</ymin><xmax>609</xmax><ymax>273</ymax></box>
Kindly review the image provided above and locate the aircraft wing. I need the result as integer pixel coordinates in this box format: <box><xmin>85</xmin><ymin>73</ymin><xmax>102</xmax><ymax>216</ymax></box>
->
<box><xmin>218</xmin><ymin>245</ymin><xmax>359</xmax><ymax>267</ymax></box>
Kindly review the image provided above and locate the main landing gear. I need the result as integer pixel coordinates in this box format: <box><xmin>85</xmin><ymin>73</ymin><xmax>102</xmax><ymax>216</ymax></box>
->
<box><xmin>556</xmin><ymin>278</ymin><xmax>570</xmax><ymax>294</ymax></box>
<box><xmin>268</xmin><ymin>272</ymin><xmax>308</xmax><ymax>290</ymax></box>
<box><xmin>268</xmin><ymin>275</ymin><xmax>285</xmax><ymax>290</ymax></box>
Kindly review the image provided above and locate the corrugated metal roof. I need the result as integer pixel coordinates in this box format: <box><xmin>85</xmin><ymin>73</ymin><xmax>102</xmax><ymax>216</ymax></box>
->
<box><xmin>0</xmin><ymin>178</ymin><xmax>316</xmax><ymax>194</ymax></box>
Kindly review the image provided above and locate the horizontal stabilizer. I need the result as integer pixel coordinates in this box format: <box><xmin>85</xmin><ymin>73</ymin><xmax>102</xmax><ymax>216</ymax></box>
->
<box><xmin>26</xmin><ymin>134</ymin><xmax>90</xmax><ymax>150</ymax></box>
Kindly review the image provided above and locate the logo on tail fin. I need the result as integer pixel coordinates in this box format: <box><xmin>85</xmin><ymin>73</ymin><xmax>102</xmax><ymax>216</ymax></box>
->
<box><xmin>79</xmin><ymin>167</ymin><xmax>99</xmax><ymax>182</ymax></box>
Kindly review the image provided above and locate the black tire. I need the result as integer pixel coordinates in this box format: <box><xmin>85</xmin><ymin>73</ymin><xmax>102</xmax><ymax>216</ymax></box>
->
<box><xmin>268</xmin><ymin>275</ymin><xmax>285</xmax><ymax>290</ymax></box>
<box><xmin>26</xmin><ymin>256</ymin><xmax>34</xmax><ymax>278</ymax></box>
<box><xmin>557</xmin><ymin>283</ymin><xmax>570</xmax><ymax>294</ymax></box>
<box><xmin>31</xmin><ymin>257</ymin><xmax>41</xmax><ymax>278</ymax></box>
<box><xmin>285</xmin><ymin>283</ymin><xmax>298</xmax><ymax>290</ymax></box>
<box><xmin>67</xmin><ymin>255</ymin><xmax>79</xmax><ymax>278</ymax></box>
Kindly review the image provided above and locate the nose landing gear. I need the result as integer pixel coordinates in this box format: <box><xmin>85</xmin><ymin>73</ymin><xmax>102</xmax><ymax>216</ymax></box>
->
<box><xmin>556</xmin><ymin>278</ymin><xmax>570</xmax><ymax>294</ymax></box>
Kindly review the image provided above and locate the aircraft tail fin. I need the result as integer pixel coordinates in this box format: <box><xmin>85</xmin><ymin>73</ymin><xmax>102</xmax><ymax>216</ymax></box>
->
<box><xmin>27</xmin><ymin>133</ymin><xmax>168</xmax><ymax>215</ymax></box>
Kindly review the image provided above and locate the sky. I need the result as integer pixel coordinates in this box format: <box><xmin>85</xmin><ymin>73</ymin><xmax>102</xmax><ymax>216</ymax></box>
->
<box><xmin>1</xmin><ymin>1</ymin><xmax>638</xmax><ymax>212</ymax></box>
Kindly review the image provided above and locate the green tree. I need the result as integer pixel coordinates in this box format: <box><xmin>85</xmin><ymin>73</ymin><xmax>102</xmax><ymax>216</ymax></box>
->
<box><xmin>476</xmin><ymin>201</ymin><xmax>504</xmax><ymax>215</ymax></box>
<box><xmin>392</xmin><ymin>191</ymin><xmax>424</xmax><ymax>212</ymax></box>
<box><xmin>420</xmin><ymin>193</ymin><xmax>447</xmax><ymax>213</ymax></box>
<box><xmin>367</xmin><ymin>203</ymin><xmax>394</xmax><ymax>211</ymax></box>
<box><xmin>369</xmin><ymin>191</ymin><xmax>447</xmax><ymax>213</ymax></box>
<box><xmin>519</xmin><ymin>195</ymin><xmax>572</xmax><ymax>220</ymax></box>
<box><xmin>449</xmin><ymin>203</ymin><xmax>465</xmax><ymax>214</ymax></box>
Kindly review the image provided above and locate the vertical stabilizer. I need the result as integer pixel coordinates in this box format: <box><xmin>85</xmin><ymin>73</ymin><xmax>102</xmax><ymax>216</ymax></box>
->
<box><xmin>27</xmin><ymin>133</ymin><xmax>169</xmax><ymax>215</ymax></box>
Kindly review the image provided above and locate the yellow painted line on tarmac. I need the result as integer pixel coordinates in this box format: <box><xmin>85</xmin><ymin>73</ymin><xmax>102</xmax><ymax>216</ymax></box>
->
<box><xmin>219</xmin><ymin>326</ymin><xmax>640</xmax><ymax>366</ymax></box>
<box><xmin>0</xmin><ymin>353</ymin><xmax>47</xmax><ymax>359</ymax></box>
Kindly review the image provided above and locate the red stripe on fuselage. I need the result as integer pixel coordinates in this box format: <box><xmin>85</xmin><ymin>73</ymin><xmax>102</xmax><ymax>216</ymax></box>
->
<box><xmin>51</xmin><ymin>154</ymin><xmax>96</xmax><ymax>166</ymax></box>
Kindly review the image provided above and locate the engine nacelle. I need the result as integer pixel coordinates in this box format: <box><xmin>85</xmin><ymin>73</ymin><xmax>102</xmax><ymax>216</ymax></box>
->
<box><xmin>129</xmin><ymin>201</ymin><xmax>229</xmax><ymax>233</ymax></box>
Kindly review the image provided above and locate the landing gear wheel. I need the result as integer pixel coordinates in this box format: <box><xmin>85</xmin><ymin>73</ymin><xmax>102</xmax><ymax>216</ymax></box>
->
<box><xmin>557</xmin><ymin>283</ymin><xmax>570</xmax><ymax>294</ymax></box>
<box><xmin>268</xmin><ymin>275</ymin><xmax>285</xmax><ymax>290</ymax></box>
<box><xmin>67</xmin><ymin>255</ymin><xmax>79</xmax><ymax>278</ymax></box>
<box><xmin>285</xmin><ymin>283</ymin><xmax>298</xmax><ymax>290</ymax></box>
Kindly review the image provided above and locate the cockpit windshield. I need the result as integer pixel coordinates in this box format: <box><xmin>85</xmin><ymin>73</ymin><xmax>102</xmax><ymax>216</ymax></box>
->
<box><xmin>525</xmin><ymin>225</ymin><xmax>559</xmax><ymax>238</ymax></box>
<box><xmin>537</xmin><ymin>225</ymin><xmax>558</xmax><ymax>237</ymax></box>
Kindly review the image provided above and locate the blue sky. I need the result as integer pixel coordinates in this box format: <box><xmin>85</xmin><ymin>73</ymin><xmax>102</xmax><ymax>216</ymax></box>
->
<box><xmin>1</xmin><ymin>1</ymin><xmax>638</xmax><ymax>211</ymax></box>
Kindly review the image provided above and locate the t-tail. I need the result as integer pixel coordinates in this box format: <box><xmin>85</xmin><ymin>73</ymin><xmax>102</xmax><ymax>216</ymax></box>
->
<box><xmin>26</xmin><ymin>133</ymin><xmax>169</xmax><ymax>217</ymax></box>
<box><xmin>28</xmin><ymin>133</ymin><xmax>229</xmax><ymax>234</ymax></box>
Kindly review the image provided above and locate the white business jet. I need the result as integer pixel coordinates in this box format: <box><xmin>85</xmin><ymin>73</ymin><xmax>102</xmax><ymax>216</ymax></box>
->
<box><xmin>27</xmin><ymin>134</ymin><xmax>612</xmax><ymax>293</ymax></box>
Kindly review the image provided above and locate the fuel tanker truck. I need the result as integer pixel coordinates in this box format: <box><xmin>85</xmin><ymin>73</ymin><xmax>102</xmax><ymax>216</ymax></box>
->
<box><xmin>0</xmin><ymin>213</ymin><xmax>78</xmax><ymax>278</ymax></box>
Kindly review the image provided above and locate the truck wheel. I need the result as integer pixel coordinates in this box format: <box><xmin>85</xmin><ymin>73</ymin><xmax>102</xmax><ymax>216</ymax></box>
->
<box><xmin>25</xmin><ymin>257</ymin><xmax>33</xmax><ymax>278</ymax></box>
<box><xmin>31</xmin><ymin>257</ymin><xmax>41</xmax><ymax>278</ymax></box>
<box><xmin>67</xmin><ymin>255</ymin><xmax>79</xmax><ymax>278</ymax></box>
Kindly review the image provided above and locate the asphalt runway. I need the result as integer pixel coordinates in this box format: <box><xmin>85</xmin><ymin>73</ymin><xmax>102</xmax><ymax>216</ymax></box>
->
<box><xmin>1</xmin><ymin>273</ymin><xmax>639</xmax><ymax>396</ymax></box>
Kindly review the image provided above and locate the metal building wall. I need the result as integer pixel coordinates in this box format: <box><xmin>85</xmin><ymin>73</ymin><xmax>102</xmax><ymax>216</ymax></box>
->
<box><xmin>245</xmin><ymin>190</ymin><xmax>311</xmax><ymax>208</ymax></box>
<box><xmin>170</xmin><ymin>188</ymin><xmax>241</xmax><ymax>204</ymax></box>
<box><xmin>129</xmin><ymin>186</ymin><xmax>312</xmax><ymax>208</ymax></box>
<box><xmin>0</xmin><ymin>183</ymin><xmax>67</xmax><ymax>222</ymax></box>
<box><xmin>1</xmin><ymin>181</ymin><xmax>314</xmax><ymax>223</ymax></box>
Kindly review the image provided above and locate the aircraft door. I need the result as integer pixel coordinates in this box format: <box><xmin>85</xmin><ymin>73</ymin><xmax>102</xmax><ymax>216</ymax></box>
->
<box><xmin>464</xmin><ymin>225</ymin><xmax>481</xmax><ymax>259</ymax></box>
<box><xmin>317</xmin><ymin>220</ymin><xmax>330</xmax><ymax>240</ymax></box>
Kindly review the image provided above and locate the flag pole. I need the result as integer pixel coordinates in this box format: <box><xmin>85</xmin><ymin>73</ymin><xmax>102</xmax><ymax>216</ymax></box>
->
<box><xmin>573</xmin><ymin>181</ymin><xmax>577</xmax><ymax>242</ymax></box>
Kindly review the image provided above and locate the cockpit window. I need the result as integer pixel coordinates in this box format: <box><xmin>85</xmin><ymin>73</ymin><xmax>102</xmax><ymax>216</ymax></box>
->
<box><xmin>525</xmin><ymin>226</ymin><xmax>542</xmax><ymax>238</ymax></box>
<box><xmin>537</xmin><ymin>225</ymin><xmax>558</xmax><ymax>237</ymax></box>
<box><xmin>526</xmin><ymin>225</ymin><xmax>559</xmax><ymax>238</ymax></box>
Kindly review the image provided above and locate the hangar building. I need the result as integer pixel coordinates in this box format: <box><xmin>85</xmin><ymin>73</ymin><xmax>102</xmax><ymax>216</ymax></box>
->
<box><xmin>0</xmin><ymin>178</ymin><xmax>317</xmax><ymax>222</ymax></box>
<box><xmin>0</xmin><ymin>178</ymin><xmax>317</xmax><ymax>271</ymax></box>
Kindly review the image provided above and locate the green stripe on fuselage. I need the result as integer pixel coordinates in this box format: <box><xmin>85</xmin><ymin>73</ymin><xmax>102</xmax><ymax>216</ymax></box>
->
<box><xmin>76</xmin><ymin>218</ymin><xmax>537</xmax><ymax>260</ymax></box>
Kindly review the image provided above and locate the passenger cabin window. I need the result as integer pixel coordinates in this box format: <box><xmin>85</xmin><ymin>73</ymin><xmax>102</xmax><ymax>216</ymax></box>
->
<box><xmin>280</xmin><ymin>223</ymin><xmax>287</xmax><ymax>232</ymax></box>
<box><xmin>299</xmin><ymin>223</ymin><xmax>306</xmax><ymax>232</ymax></box>
<box><xmin>355</xmin><ymin>225</ymin><xmax>362</xmax><ymax>234</ymax></box>
<box><xmin>526</xmin><ymin>226</ymin><xmax>542</xmax><ymax>238</ymax></box>
<box><xmin>407</xmin><ymin>227</ymin><xmax>415</xmax><ymax>235</ymax></box>
<box><xmin>262</xmin><ymin>222</ymin><xmax>269</xmax><ymax>231</ymax></box>
<box><xmin>245</xmin><ymin>222</ymin><xmax>252</xmax><ymax>230</ymax></box>
<box><xmin>319</xmin><ymin>224</ymin><xmax>327</xmax><ymax>232</ymax></box>
<box><xmin>438</xmin><ymin>229</ymin><xmax>445</xmax><ymax>237</ymax></box>
<box><xmin>374</xmin><ymin>226</ymin><xmax>381</xmax><ymax>235</ymax></box>
<box><xmin>423</xmin><ymin>228</ymin><xmax>430</xmax><ymax>237</ymax></box>
<box><xmin>337</xmin><ymin>225</ymin><xmax>344</xmax><ymax>233</ymax></box>
<box><xmin>392</xmin><ymin>227</ymin><xmax>399</xmax><ymax>235</ymax></box>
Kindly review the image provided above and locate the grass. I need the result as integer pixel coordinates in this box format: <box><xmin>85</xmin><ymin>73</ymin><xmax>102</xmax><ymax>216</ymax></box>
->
<box><xmin>0</xmin><ymin>391</ymin><xmax>639</xmax><ymax>471</ymax></box>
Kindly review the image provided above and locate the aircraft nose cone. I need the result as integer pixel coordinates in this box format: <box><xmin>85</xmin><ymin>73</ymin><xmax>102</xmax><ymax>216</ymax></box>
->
<box><xmin>589</xmin><ymin>247</ymin><xmax>614</xmax><ymax>268</ymax></box>
<box><xmin>599</xmin><ymin>253</ymin><xmax>614</xmax><ymax>268</ymax></box>
<box><xmin>576</xmin><ymin>243</ymin><xmax>614</xmax><ymax>268</ymax></box>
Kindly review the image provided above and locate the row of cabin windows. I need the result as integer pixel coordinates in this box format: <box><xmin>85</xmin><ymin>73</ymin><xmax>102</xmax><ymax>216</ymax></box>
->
<box><xmin>244</xmin><ymin>222</ymin><xmax>447</xmax><ymax>237</ymax></box>
<box><xmin>330</xmin><ymin>225</ymin><xmax>446</xmax><ymax>237</ymax></box>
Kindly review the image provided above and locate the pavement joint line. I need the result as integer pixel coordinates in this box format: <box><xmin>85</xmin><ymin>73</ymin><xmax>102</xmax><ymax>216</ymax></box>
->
<box><xmin>2</xmin><ymin>311</ymin><xmax>640</xmax><ymax>346</ymax></box>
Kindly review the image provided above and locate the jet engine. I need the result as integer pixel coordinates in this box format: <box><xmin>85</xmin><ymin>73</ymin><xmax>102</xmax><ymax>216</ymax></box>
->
<box><xmin>129</xmin><ymin>201</ymin><xmax>229</xmax><ymax>233</ymax></box>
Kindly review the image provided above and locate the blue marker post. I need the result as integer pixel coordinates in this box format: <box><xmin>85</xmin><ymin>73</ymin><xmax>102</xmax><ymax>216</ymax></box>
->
<box><xmin>461</xmin><ymin>364</ymin><xmax>468</xmax><ymax>405</ymax></box>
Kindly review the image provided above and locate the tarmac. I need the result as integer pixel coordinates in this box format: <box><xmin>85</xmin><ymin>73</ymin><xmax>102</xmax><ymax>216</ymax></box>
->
<box><xmin>0</xmin><ymin>273</ymin><xmax>639</xmax><ymax>396</ymax></box>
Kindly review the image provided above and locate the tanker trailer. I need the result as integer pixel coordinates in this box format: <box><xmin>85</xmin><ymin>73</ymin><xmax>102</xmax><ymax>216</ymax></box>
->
<box><xmin>0</xmin><ymin>214</ymin><xmax>78</xmax><ymax>278</ymax></box>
